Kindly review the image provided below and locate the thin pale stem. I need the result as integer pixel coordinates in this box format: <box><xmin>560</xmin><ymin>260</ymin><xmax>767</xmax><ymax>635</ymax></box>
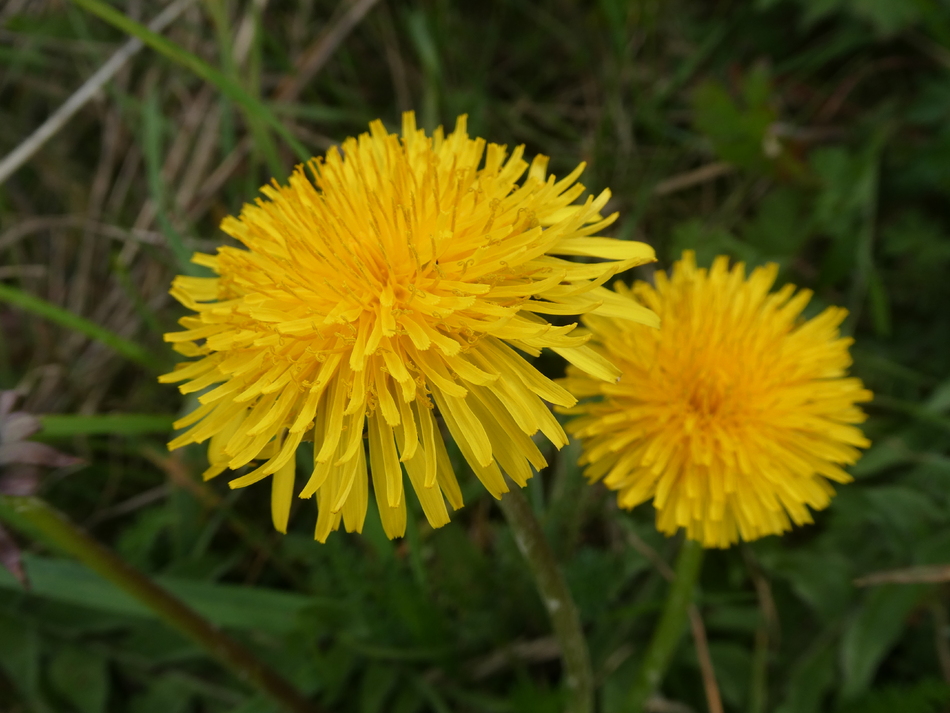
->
<box><xmin>0</xmin><ymin>496</ymin><xmax>321</xmax><ymax>713</ymax></box>
<box><xmin>689</xmin><ymin>604</ymin><xmax>724</xmax><ymax>713</ymax></box>
<box><xmin>497</xmin><ymin>486</ymin><xmax>593</xmax><ymax>713</ymax></box>
<box><xmin>628</xmin><ymin>537</ymin><xmax>705</xmax><ymax>712</ymax></box>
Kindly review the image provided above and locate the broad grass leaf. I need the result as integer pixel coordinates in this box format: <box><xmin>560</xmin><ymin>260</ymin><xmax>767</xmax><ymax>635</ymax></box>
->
<box><xmin>117</xmin><ymin>507</ymin><xmax>169</xmax><ymax>570</ymax></box>
<box><xmin>779</xmin><ymin>0</ymin><xmax>921</xmax><ymax>34</ymax></box>
<box><xmin>0</xmin><ymin>555</ymin><xmax>316</xmax><ymax>634</ymax></box>
<box><xmin>510</xmin><ymin>676</ymin><xmax>565</xmax><ymax>713</ymax></box>
<box><xmin>390</xmin><ymin>684</ymin><xmax>426</xmax><ymax>713</ymax></box>
<box><xmin>120</xmin><ymin>620</ymin><xmax>201</xmax><ymax>663</ymax></box>
<box><xmin>926</xmin><ymin>378</ymin><xmax>950</xmax><ymax>413</ymax></box>
<box><xmin>769</xmin><ymin>550</ymin><xmax>853</xmax><ymax>622</ymax></box>
<box><xmin>703</xmin><ymin>605</ymin><xmax>761</xmax><ymax>635</ymax></box>
<box><xmin>38</xmin><ymin>414</ymin><xmax>175</xmax><ymax>438</ymax></box>
<box><xmin>47</xmin><ymin>644</ymin><xmax>108</xmax><ymax>713</ymax></box>
<box><xmin>704</xmin><ymin>642</ymin><xmax>751</xmax><ymax>710</ymax></box>
<box><xmin>0</xmin><ymin>609</ymin><xmax>48</xmax><ymax>711</ymax></box>
<box><xmin>359</xmin><ymin>663</ymin><xmax>399</xmax><ymax>713</ymax></box>
<box><xmin>838</xmin><ymin>679</ymin><xmax>950</xmax><ymax>713</ymax></box>
<box><xmin>128</xmin><ymin>677</ymin><xmax>193</xmax><ymax>713</ymax></box>
<box><xmin>862</xmin><ymin>485</ymin><xmax>942</xmax><ymax>542</ymax></box>
<box><xmin>775</xmin><ymin>643</ymin><xmax>835</xmax><ymax>713</ymax></box>
<box><xmin>226</xmin><ymin>697</ymin><xmax>278</xmax><ymax>713</ymax></box>
<box><xmin>840</xmin><ymin>583</ymin><xmax>929</xmax><ymax>699</ymax></box>
<box><xmin>915</xmin><ymin>531</ymin><xmax>950</xmax><ymax>566</ymax></box>
<box><xmin>850</xmin><ymin>439</ymin><xmax>913</xmax><ymax>478</ymax></box>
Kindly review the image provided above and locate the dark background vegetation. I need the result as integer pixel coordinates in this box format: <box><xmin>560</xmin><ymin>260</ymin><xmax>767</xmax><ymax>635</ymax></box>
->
<box><xmin>3</xmin><ymin>0</ymin><xmax>950</xmax><ymax>711</ymax></box>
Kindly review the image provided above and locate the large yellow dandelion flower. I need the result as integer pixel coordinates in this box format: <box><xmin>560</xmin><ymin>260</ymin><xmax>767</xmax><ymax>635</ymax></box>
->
<box><xmin>560</xmin><ymin>251</ymin><xmax>872</xmax><ymax>548</ymax></box>
<box><xmin>160</xmin><ymin>113</ymin><xmax>657</xmax><ymax>541</ymax></box>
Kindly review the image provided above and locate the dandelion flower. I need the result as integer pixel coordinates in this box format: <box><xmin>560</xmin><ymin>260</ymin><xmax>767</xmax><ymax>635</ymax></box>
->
<box><xmin>561</xmin><ymin>251</ymin><xmax>872</xmax><ymax>548</ymax></box>
<box><xmin>160</xmin><ymin>113</ymin><xmax>657</xmax><ymax>541</ymax></box>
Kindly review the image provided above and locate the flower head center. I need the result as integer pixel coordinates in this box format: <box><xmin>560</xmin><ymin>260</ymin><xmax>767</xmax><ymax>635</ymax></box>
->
<box><xmin>678</xmin><ymin>363</ymin><xmax>745</xmax><ymax>426</ymax></box>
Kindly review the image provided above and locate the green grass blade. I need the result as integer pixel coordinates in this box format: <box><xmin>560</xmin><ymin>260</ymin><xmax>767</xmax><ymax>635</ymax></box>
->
<box><xmin>68</xmin><ymin>0</ymin><xmax>308</xmax><ymax>171</ymax></box>
<box><xmin>39</xmin><ymin>414</ymin><xmax>176</xmax><ymax>438</ymax></box>
<box><xmin>202</xmin><ymin>0</ymin><xmax>282</xmax><ymax>178</ymax></box>
<box><xmin>0</xmin><ymin>282</ymin><xmax>162</xmax><ymax>371</ymax></box>
<box><xmin>142</xmin><ymin>88</ymin><xmax>197</xmax><ymax>276</ymax></box>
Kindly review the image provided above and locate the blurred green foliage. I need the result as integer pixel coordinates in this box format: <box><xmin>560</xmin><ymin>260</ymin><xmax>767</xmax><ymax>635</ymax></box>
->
<box><xmin>3</xmin><ymin>0</ymin><xmax>950</xmax><ymax>711</ymax></box>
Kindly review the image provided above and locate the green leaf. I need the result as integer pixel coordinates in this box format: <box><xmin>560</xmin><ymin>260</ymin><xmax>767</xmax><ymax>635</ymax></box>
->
<box><xmin>228</xmin><ymin>697</ymin><xmax>279</xmax><ymax>713</ymax></box>
<box><xmin>705</xmin><ymin>642</ymin><xmax>751</xmax><ymax>710</ymax></box>
<box><xmin>0</xmin><ymin>609</ymin><xmax>46</xmax><ymax>710</ymax></box>
<box><xmin>770</xmin><ymin>550</ymin><xmax>853</xmax><ymax>622</ymax></box>
<box><xmin>128</xmin><ymin>677</ymin><xmax>194</xmax><ymax>713</ymax></box>
<box><xmin>669</xmin><ymin>218</ymin><xmax>764</xmax><ymax>266</ymax></box>
<box><xmin>116</xmin><ymin>507</ymin><xmax>170</xmax><ymax>570</ymax></box>
<box><xmin>359</xmin><ymin>663</ymin><xmax>399</xmax><ymax>713</ymax></box>
<box><xmin>741</xmin><ymin>188</ymin><xmax>810</xmax><ymax>259</ymax></box>
<box><xmin>692</xmin><ymin>65</ymin><xmax>778</xmax><ymax>174</ymax></box>
<box><xmin>774</xmin><ymin>643</ymin><xmax>835</xmax><ymax>713</ymax></box>
<box><xmin>39</xmin><ymin>414</ymin><xmax>175</xmax><ymax>438</ymax></box>
<box><xmin>862</xmin><ymin>485</ymin><xmax>943</xmax><ymax>540</ymax></box>
<box><xmin>390</xmin><ymin>685</ymin><xmax>425</xmax><ymax>713</ymax></box>
<box><xmin>509</xmin><ymin>676</ymin><xmax>565</xmax><ymax>713</ymax></box>
<box><xmin>846</xmin><ymin>0</ymin><xmax>921</xmax><ymax>35</ymax></box>
<box><xmin>850</xmin><ymin>438</ymin><xmax>913</xmax><ymax>478</ymax></box>
<box><xmin>564</xmin><ymin>548</ymin><xmax>644</xmax><ymax>622</ymax></box>
<box><xmin>703</xmin><ymin>605</ymin><xmax>762</xmax><ymax>635</ymax></box>
<box><xmin>0</xmin><ymin>555</ymin><xmax>322</xmax><ymax>635</ymax></box>
<box><xmin>926</xmin><ymin>378</ymin><xmax>950</xmax><ymax>414</ymax></box>
<box><xmin>840</xmin><ymin>583</ymin><xmax>928</xmax><ymax>699</ymax></box>
<box><xmin>838</xmin><ymin>679</ymin><xmax>950</xmax><ymax>713</ymax></box>
<box><xmin>47</xmin><ymin>644</ymin><xmax>108</xmax><ymax>713</ymax></box>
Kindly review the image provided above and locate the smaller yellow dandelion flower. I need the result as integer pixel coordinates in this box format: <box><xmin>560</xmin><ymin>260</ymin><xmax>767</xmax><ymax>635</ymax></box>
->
<box><xmin>160</xmin><ymin>113</ymin><xmax>658</xmax><ymax>542</ymax></box>
<box><xmin>561</xmin><ymin>251</ymin><xmax>873</xmax><ymax>548</ymax></box>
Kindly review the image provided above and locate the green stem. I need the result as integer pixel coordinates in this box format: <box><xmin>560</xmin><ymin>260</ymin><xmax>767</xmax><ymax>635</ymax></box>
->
<box><xmin>497</xmin><ymin>486</ymin><xmax>593</xmax><ymax>713</ymax></box>
<box><xmin>628</xmin><ymin>538</ymin><xmax>705</xmax><ymax>712</ymax></box>
<box><xmin>0</xmin><ymin>496</ymin><xmax>321</xmax><ymax>713</ymax></box>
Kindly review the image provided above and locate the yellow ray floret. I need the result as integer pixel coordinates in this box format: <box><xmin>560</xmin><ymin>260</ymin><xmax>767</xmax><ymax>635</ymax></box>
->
<box><xmin>161</xmin><ymin>112</ymin><xmax>657</xmax><ymax>541</ymax></box>
<box><xmin>560</xmin><ymin>251</ymin><xmax>872</xmax><ymax>548</ymax></box>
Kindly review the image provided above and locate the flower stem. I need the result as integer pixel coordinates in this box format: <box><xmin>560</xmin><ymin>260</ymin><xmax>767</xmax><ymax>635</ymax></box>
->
<box><xmin>497</xmin><ymin>486</ymin><xmax>593</xmax><ymax>713</ymax></box>
<box><xmin>0</xmin><ymin>495</ymin><xmax>321</xmax><ymax>713</ymax></box>
<box><xmin>628</xmin><ymin>537</ymin><xmax>705</xmax><ymax>712</ymax></box>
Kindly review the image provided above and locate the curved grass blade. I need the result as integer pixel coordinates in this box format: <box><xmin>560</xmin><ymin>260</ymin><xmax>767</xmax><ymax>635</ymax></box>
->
<box><xmin>68</xmin><ymin>0</ymin><xmax>309</xmax><ymax>173</ymax></box>
<box><xmin>39</xmin><ymin>414</ymin><xmax>176</xmax><ymax>438</ymax></box>
<box><xmin>0</xmin><ymin>283</ymin><xmax>162</xmax><ymax>371</ymax></box>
